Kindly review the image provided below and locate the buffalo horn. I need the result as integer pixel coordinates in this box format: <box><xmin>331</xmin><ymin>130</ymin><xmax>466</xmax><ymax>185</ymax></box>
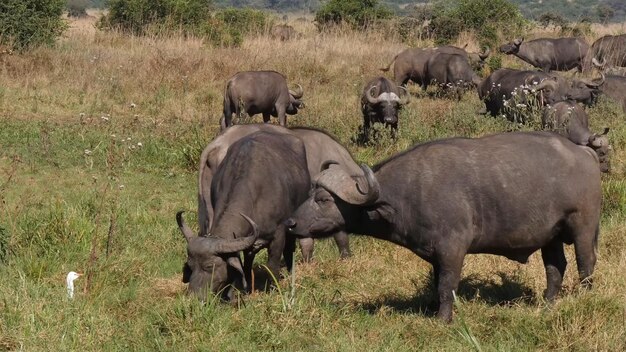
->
<box><xmin>316</xmin><ymin>164</ymin><xmax>380</xmax><ymax>205</ymax></box>
<box><xmin>397</xmin><ymin>86</ymin><xmax>410</xmax><ymax>105</ymax></box>
<box><xmin>582</xmin><ymin>72</ymin><xmax>605</xmax><ymax>88</ymax></box>
<box><xmin>592</xmin><ymin>57</ymin><xmax>606</xmax><ymax>68</ymax></box>
<box><xmin>320</xmin><ymin>160</ymin><xmax>340</xmax><ymax>172</ymax></box>
<box><xmin>176</xmin><ymin>211</ymin><xmax>195</xmax><ymax>243</ymax></box>
<box><xmin>534</xmin><ymin>77</ymin><xmax>558</xmax><ymax>91</ymax></box>
<box><xmin>211</xmin><ymin>213</ymin><xmax>259</xmax><ymax>254</ymax></box>
<box><xmin>366</xmin><ymin>86</ymin><xmax>380</xmax><ymax>104</ymax></box>
<box><xmin>289</xmin><ymin>84</ymin><xmax>304</xmax><ymax>99</ymax></box>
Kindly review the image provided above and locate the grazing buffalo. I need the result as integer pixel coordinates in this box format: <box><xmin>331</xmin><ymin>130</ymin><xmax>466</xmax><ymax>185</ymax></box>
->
<box><xmin>179</xmin><ymin>131</ymin><xmax>310</xmax><ymax>300</ymax></box>
<box><xmin>198</xmin><ymin>124</ymin><xmax>362</xmax><ymax>259</ymax></box>
<box><xmin>380</xmin><ymin>45</ymin><xmax>489</xmax><ymax>87</ymax></box>
<box><xmin>478</xmin><ymin>69</ymin><xmax>603</xmax><ymax>119</ymax></box>
<box><xmin>286</xmin><ymin>132</ymin><xmax>602</xmax><ymax>322</ymax></box>
<box><xmin>222</xmin><ymin>71</ymin><xmax>304</xmax><ymax>128</ymax></box>
<box><xmin>543</xmin><ymin>101</ymin><xmax>610</xmax><ymax>172</ymax></box>
<box><xmin>361</xmin><ymin>76</ymin><xmax>409</xmax><ymax>138</ymax></box>
<box><xmin>499</xmin><ymin>37</ymin><xmax>589</xmax><ymax>72</ymax></box>
<box><xmin>270</xmin><ymin>24</ymin><xmax>299</xmax><ymax>41</ymax></box>
<box><xmin>563</xmin><ymin>73</ymin><xmax>626</xmax><ymax>112</ymax></box>
<box><xmin>584</xmin><ymin>34</ymin><xmax>626</xmax><ymax>71</ymax></box>
<box><xmin>423</xmin><ymin>52</ymin><xmax>482</xmax><ymax>98</ymax></box>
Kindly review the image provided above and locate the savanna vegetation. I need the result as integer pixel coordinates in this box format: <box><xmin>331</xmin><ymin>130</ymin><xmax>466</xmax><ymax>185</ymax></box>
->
<box><xmin>1</xmin><ymin>1</ymin><xmax>626</xmax><ymax>351</ymax></box>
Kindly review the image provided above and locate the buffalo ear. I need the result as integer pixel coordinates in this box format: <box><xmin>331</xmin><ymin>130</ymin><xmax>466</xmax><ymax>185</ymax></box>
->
<box><xmin>367</xmin><ymin>203</ymin><xmax>396</xmax><ymax>222</ymax></box>
<box><xmin>182</xmin><ymin>263</ymin><xmax>191</xmax><ymax>283</ymax></box>
<box><xmin>602</xmin><ymin>127</ymin><xmax>609</xmax><ymax>135</ymax></box>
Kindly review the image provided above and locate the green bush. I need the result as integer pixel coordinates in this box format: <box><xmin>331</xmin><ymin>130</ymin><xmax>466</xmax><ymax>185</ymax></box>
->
<box><xmin>429</xmin><ymin>0</ymin><xmax>526</xmax><ymax>48</ymax></box>
<box><xmin>315</xmin><ymin>0</ymin><xmax>393</xmax><ymax>30</ymax></box>
<box><xmin>0</xmin><ymin>0</ymin><xmax>67</xmax><ymax>51</ymax></box>
<box><xmin>99</xmin><ymin>0</ymin><xmax>213</xmax><ymax>35</ymax></box>
<box><xmin>99</xmin><ymin>1</ymin><xmax>270</xmax><ymax>47</ymax></box>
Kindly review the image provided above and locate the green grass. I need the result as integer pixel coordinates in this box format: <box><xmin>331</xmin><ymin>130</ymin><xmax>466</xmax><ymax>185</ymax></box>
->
<box><xmin>2</xmin><ymin>23</ymin><xmax>626</xmax><ymax>351</ymax></box>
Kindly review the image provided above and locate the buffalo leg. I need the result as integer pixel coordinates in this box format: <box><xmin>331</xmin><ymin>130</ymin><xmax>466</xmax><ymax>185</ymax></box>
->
<box><xmin>434</xmin><ymin>253</ymin><xmax>464</xmax><ymax>323</ymax></box>
<box><xmin>333</xmin><ymin>231</ymin><xmax>351</xmax><ymax>259</ymax></box>
<box><xmin>262</xmin><ymin>112</ymin><xmax>271</xmax><ymax>123</ymax></box>
<box><xmin>283</xmin><ymin>233</ymin><xmax>297</xmax><ymax>271</ymax></box>
<box><xmin>571</xmin><ymin>221</ymin><xmax>598</xmax><ymax>289</ymax></box>
<box><xmin>299</xmin><ymin>237</ymin><xmax>314</xmax><ymax>263</ymax></box>
<box><xmin>266</xmin><ymin>225</ymin><xmax>287</xmax><ymax>284</ymax></box>
<box><xmin>541</xmin><ymin>239</ymin><xmax>567</xmax><ymax>301</ymax></box>
<box><xmin>276</xmin><ymin>105</ymin><xmax>287</xmax><ymax>126</ymax></box>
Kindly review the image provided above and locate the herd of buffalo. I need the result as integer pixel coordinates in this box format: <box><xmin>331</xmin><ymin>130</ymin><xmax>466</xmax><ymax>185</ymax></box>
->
<box><xmin>177</xmin><ymin>32</ymin><xmax>626</xmax><ymax>322</ymax></box>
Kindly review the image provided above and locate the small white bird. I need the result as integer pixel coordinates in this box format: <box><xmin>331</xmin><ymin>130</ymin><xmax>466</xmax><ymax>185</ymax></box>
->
<box><xmin>66</xmin><ymin>271</ymin><xmax>82</xmax><ymax>299</ymax></box>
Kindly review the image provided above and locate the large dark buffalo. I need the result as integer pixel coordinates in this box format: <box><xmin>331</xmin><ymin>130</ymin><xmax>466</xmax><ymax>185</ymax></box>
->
<box><xmin>543</xmin><ymin>101</ymin><xmax>610</xmax><ymax>172</ymax></box>
<box><xmin>270</xmin><ymin>24</ymin><xmax>299</xmax><ymax>41</ymax></box>
<box><xmin>478</xmin><ymin>69</ymin><xmax>603</xmax><ymax>119</ymax></box>
<box><xmin>222</xmin><ymin>71</ymin><xmax>304</xmax><ymax>128</ymax></box>
<box><xmin>198</xmin><ymin>124</ymin><xmax>363</xmax><ymax>259</ymax></box>
<box><xmin>563</xmin><ymin>74</ymin><xmax>626</xmax><ymax>113</ymax></box>
<box><xmin>380</xmin><ymin>45</ymin><xmax>489</xmax><ymax>87</ymax></box>
<box><xmin>286</xmin><ymin>132</ymin><xmax>602</xmax><ymax>322</ymax></box>
<box><xmin>584</xmin><ymin>34</ymin><xmax>626</xmax><ymax>71</ymax></box>
<box><xmin>360</xmin><ymin>76</ymin><xmax>409</xmax><ymax>138</ymax></box>
<box><xmin>499</xmin><ymin>37</ymin><xmax>589</xmax><ymax>72</ymax></box>
<box><xmin>423</xmin><ymin>52</ymin><xmax>482</xmax><ymax>98</ymax></box>
<box><xmin>179</xmin><ymin>131</ymin><xmax>310</xmax><ymax>300</ymax></box>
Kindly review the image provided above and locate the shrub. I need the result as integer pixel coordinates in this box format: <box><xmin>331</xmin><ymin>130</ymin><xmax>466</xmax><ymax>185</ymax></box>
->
<box><xmin>0</xmin><ymin>0</ymin><xmax>68</xmax><ymax>51</ymax></box>
<box><xmin>429</xmin><ymin>0</ymin><xmax>526</xmax><ymax>48</ymax></box>
<box><xmin>99</xmin><ymin>0</ymin><xmax>213</xmax><ymax>36</ymax></box>
<box><xmin>315</xmin><ymin>0</ymin><xmax>393</xmax><ymax>30</ymax></box>
<box><xmin>99</xmin><ymin>1</ymin><xmax>270</xmax><ymax>47</ymax></box>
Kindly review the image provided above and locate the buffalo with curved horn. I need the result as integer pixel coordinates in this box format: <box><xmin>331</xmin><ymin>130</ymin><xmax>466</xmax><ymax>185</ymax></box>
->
<box><xmin>179</xmin><ymin>131</ymin><xmax>311</xmax><ymax>301</ymax></box>
<box><xmin>361</xmin><ymin>76</ymin><xmax>410</xmax><ymax>141</ymax></box>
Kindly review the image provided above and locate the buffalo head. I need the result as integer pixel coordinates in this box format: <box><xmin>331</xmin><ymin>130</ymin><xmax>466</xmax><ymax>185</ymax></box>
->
<box><xmin>566</xmin><ymin>73</ymin><xmax>605</xmax><ymax>106</ymax></box>
<box><xmin>286</xmin><ymin>164</ymin><xmax>379</xmax><ymax>238</ymax></box>
<box><xmin>588</xmin><ymin>127</ymin><xmax>611</xmax><ymax>173</ymax></box>
<box><xmin>365</xmin><ymin>86</ymin><xmax>409</xmax><ymax>125</ymax></box>
<box><xmin>177</xmin><ymin>211</ymin><xmax>258</xmax><ymax>301</ymax></box>
<box><xmin>287</xmin><ymin>84</ymin><xmax>304</xmax><ymax>114</ymax></box>
<box><xmin>499</xmin><ymin>38</ymin><xmax>523</xmax><ymax>54</ymax></box>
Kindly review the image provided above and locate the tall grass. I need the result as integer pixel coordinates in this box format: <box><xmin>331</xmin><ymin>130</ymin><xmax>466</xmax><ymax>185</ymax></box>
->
<box><xmin>1</xmin><ymin>15</ymin><xmax>626</xmax><ymax>351</ymax></box>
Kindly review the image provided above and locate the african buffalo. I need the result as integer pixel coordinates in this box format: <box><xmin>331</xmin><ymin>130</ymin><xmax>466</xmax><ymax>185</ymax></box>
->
<box><xmin>584</xmin><ymin>34</ymin><xmax>626</xmax><ymax>71</ymax></box>
<box><xmin>499</xmin><ymin>37</ymin><xmax>589</xmax><ymax>72</ymax></box>
<box><xmin>361</xmin><ymin>76</ymin><xmax>409</xmax><ymax>139</ymax></box>
<box><xmin>478</xmin><ymin>69</ymin><xmax>603</xmax><ymax>119</ymax></box>
<box><xmin>380</xmin><ymin>45</ymin><xmax>489</xmax><ymax>87</ymax></box>
<box><xmin>270</xmin><ymin>24</ymin><xmax>299</xmax><ymax>41</ymax></box>
<box><xmin>423</xmin><ymin>52</ymin><xmax>482</xmax><ymax>98</ymax></box>
<box><xmin>563</xmin><ymin>73</ymin><xmax>626</xmax><ymax>112</ymax></box>
<box><xmin>198</xmin><ymin>124</ymin><xmax>363</xmax><ymax>260</ymax></box>
<box><xmin>222</xmin><ymin>71</ymin><xmax>304</xmax><ymax>128</ymax></box>
<box><xmin>286</xmin><ymin>132</ymin><xmax>602</xmax><ymax>322</ymax></box>
<box><xmin>543</xmin><ymin>101</ymin><xmax>610</xmax><ymax>172</ymax></box>
<box><xmin>179</xmin><ymin>131</ymin><xmax>310</xmax><ymax>300</ymax></box>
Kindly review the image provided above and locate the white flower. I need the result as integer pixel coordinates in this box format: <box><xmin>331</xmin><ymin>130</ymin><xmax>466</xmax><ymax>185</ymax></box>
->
<box><xmin>119</xmin><ymin>185</ymin><xmax>125</xmax><ymax>189</ymax></box>
<box><xmin>516</xmin><ymin>103</ymin><xmax>526</xmax><ymax>108</ymax></box>
<box><xmin>130</xmin><ymin>103</ymin><xmax>136</xmax><ymax>108</ymax></box>
<box><xmin>101</xmin><ymin>116</ymin><xmax>109</xmax><ymax>121</ymax></box>
<box><xmin>79</xmin><ymin>112</ymin><xmax>85</xmax><ymax>117</ymax></box>
<box><xmin>84</xmin><ymin>149</ymin><xmax>92</xmax><ymax>155</ymax></box>
<box><xmin>497</xmin><ymin>83</ymin><xmax>501</xmax><ymax>87</ymax></box>
<box><xmin>137</xmin><ymin>142</ymin><xmax>143</xmax><ymax>147</ymax></box>
<box><xmin>111</xmin><ymin>134</ymin><xmax>116</xmax><ymax>138</ymax></box>
<box><xmin>126</xmin><ymin>137</ymin><xmax>132</xmax><ymax>141</ymax></box>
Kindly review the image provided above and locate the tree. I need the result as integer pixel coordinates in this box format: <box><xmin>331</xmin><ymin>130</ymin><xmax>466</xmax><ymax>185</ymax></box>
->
<box><xmin>0</xmin><ymin>0</ymin><xmax>67</xmax><ymax>50</ymax></box>
<box><xmin>315</xmin><ymin>0</ymin><xmax>392</xmax><ymax>30</ymax></box>
<box><xmin>596</xmin><ymin>4</ymin><xmax>615</xmax><ymax>23</ymax></box>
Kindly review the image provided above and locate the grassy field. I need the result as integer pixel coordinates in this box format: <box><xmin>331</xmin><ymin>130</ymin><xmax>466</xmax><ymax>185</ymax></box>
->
<box><xmin>1</xmin><ymin>15</ymin><xmax>626</xmax><ymax>351</ymax></box>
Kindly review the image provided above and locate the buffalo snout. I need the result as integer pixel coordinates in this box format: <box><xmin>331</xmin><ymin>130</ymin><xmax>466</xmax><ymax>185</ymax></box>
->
<box><xmin>285</xmin><ymin>218</ymin><xmax>297</xmax><ymax>229</ymax></box>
